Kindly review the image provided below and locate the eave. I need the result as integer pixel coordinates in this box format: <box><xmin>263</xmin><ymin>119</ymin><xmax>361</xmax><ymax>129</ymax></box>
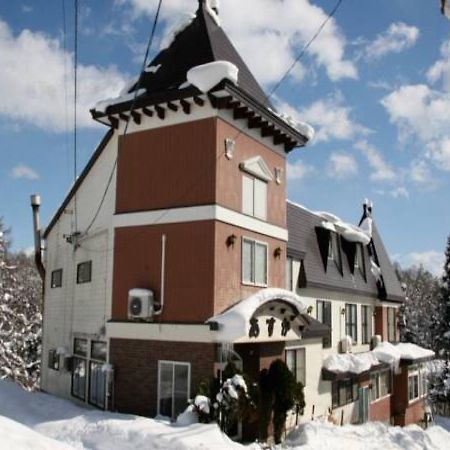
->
<box><xmin>90</xmin><ymin>81</ymin><xmax>308</xmax><ymax>153</ymax></box>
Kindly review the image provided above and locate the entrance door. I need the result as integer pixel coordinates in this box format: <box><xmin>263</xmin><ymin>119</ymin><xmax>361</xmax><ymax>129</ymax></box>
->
<box><xmin>158</xmin><ymin>361</ymin><xmax>190</xmax><ymax>420</ymax></box>
<box><xmin>358</xmin><ymin>387</ymin><xmax>369</xmax><ymax>423</ymax></box>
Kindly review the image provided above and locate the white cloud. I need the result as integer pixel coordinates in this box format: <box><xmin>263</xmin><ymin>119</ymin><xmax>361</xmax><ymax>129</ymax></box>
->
<box><xmin>396</xmin><ymin>251</ymin><xmax>444</xmax><ymax>277</ymax></box>
<box><xmin>354</xmin><ymin>140</ymin><xmax>396</xmax><ymax>182</ymax></box>
<box><xmin>327</xmin><ymin>152</ymin><xmax>358</xmax><ymax>179</ymax></box>
<box><xmin>21</xmin><ymin>5</ymin><xmax>33</xmax><ymax>14</ymax></box>
<box><xmin>11</xmin><ymin>164</ymin><xmax>39</xmax><ymax>180</ymax></box>
<box><xmin>365</xmin><ymin>22</ymin><xmax>419</xmax><ymax>61</ymax></box>
<box><xmin>286</xmin><ymin>160</ymin><xmax>314</xmax><ymax>181</ymax></box>
<box><xmin>0</xmin><ymin>18</ymin><xmax>128</xmax><ymax>132</ymax></box>
<box><xmin>427</xmin><ymin>38</ymin><xmax>450</xmax><ymax>91</ymax></box>
<box><xmin>277</xmin><ymin>93</ymin><xmax>370</xmax><ymax>144</ymax></box>
<box><xmin>381</xmin><ymin>84</ymin><xmax>450</xmax><ymax>171</ymax></box>
<box><xmin>390</xmin><ymin>187</ymin><xmax>409</xmax><ymax>199</ymax></box>
<box><xmin>118</xmin><ymin>0</ymin><xmax>357</xmax><ymax>84</ymax></box>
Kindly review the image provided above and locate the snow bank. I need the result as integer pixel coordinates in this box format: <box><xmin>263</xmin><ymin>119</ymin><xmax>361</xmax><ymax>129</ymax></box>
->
<box><xmin>187</xmin><ymin>61</ymin><xmax>238</xmax><ymax>93</ymax></box>
<box><xmin>285</xmin><ymin>420</ymin><xmax>450</xmax><ymax>450</ymax></box>
<box><xmin>0</xmin><ymin>416</ymin><xmax>74</xmax><ymax>450</ymax></box>
<box><xmin>207</xmin><ymin>288</ymin><xmax>307</xmax><ymax>342</ymax></box>
<box><xmin>0</xmin><ymin>380</ymin><xmax>248</xmax><ymax>450</ymax></box>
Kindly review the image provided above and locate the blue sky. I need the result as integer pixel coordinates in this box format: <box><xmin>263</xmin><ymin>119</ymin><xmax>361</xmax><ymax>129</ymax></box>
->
<box><xmin>0</xmin><ymin>0</ymin><xmax>449</xmax><ymax>275</ymax></box>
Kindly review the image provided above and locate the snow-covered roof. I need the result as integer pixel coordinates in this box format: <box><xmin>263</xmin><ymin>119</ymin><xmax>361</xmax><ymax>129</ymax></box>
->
<box><xmin>207</xmin><ymin>288</ymin><xmax>308</xmax><ymax>342</ymax></box>
<box><xmin>187</xmin><ymin>61</ymin><xmax>238</xmax><ymax>93</ymax></box>
<box><xmin>323</xmin><ymin>341</ymin><xmax>435</xmax><ymax>376</ymax></box>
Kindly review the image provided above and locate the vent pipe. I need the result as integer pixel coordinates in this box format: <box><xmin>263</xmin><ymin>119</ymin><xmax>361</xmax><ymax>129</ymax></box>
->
<box><xmin>30</xmin><ymin>194</ymin><xmax>45</xmax><ymax>282</ymax></box>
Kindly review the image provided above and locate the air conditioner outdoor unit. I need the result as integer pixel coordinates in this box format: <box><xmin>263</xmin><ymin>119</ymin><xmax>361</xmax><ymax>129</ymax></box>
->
<box><xmin>370</xmin><ymin>335</ymin><xmax>382</xmax><ymax>350</ymax></box>
<box><xmin>339</xmin><ymin>336</ymin><xmax>352</xmax><ymax>353</ymax></box>
<box><xmin>128</xmin><ymin>288</ymin><xmax>155</xmax><ymax>321</ymax></box>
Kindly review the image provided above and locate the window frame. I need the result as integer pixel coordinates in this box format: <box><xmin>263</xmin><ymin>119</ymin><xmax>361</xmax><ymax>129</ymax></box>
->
<box><xmin>316</xmin><ymin>300</ymin><xmax>332</xmax><ymax>348</ymax></box>
<box><xmin>157</xmin><ymin>360</ymin><xmax>191</xmax><ymax>420</ymax></box>
<box><xmin>345</xmin><ymin>303</ymin><xmax>358</xmax><ymax>343</ymax></box>
<box><xmin>241</xmin><ymin>237</ymin><xmax>268</xmax><ymax>287</ymax></box>
<box><xmin>408</xmin><ymin>364</ymin><xmax>427</xmax><ymax>404</ymax></box>
<box><xmin>370</xmin><ymin>369</ymin><xmax>391</xmax><ymax>402</ymax></box>
<box><xmin>355</xmin><ymin>243</ymin><xmax>366</xmax><ymax>279</ymax></box>
<box><xmin>51</xmin><ymin>269</ymin><xmax>63</xmax><ymax>288</ymax></box>
<box><xmin>387</xmin><ymin>307</ymin><xmax>397</xmax><ymax>343</ymax></box>
<box><xmin>76</xmin><ymin>261</ymin><xmax>92</xmax><ymax>284</ymax></box>
<box><xmin>285</xmin><ymin>347</ymin><xmax>306</xmax><ymax>386</ymax></box>
<box><xmin>48</xmin><ymin>349</ymin><xmax>60</xmax><ymax>371</ymax></box>
<box><xmin>361</xmin><ymin>305</ymin><xmax>372</xmax><ymax>345</ymax></box>
<box><xmin>242</xmin><ymin>174</ymin><xmax>268</xmax><ymax>221</ymax></box>
<box><xmin>332</xmin><ymin>378</ymin><xmax>359</xmax><ymax>408</ymax></box>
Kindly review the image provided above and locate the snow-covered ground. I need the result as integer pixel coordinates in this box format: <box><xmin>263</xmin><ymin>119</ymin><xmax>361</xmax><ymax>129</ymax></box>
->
<box><xmin>1</xmin><ymin>380</ymin><xmax>450</xmax><ymax>449</ymax></box>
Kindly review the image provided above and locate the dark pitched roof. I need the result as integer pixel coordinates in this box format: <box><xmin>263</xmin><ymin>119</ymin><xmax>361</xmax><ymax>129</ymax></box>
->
<box><xmin>287</xmin><ymin>201</ymin><xmax>404</xmax><ymax>303</ymax></box>
<box><xmin>136</xmin><ymin>1</ymin><xmax>269</xmax><ymax>106</ymax></box>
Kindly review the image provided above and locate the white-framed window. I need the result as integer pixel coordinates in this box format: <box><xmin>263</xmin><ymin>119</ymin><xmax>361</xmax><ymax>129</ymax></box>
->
<box><xmin>242</xmin><ymin>238</ymin><xmax>268</xmax><ymax>286</ymax></box>
<box><xmin>242</xmin><ymin>175</ymin><xmax>267</xmax><ymax>220</ymax></box>
<box><xmin>361</xmin><ymin>305</ymin><xmax>372</xmax><ymax>345</ymax></box>
<box><xmin>370</xmin><ymin>369</ymin><xmax>391</xmax><ymax>401</ymax></box>
<box><xmin>286</xmin><ymin>257</ymin><xmax>293</xmax><ymax>291</ymax></box>
<box><xmin>316</xmin><ymin>300</ymin><xmax>332</xmax><ymax>348</ymax></box>
<box><xmin>408</xmin><ymin>364</ymin><xmax>427</xmax><ymax>403</ymax></box>
<box><xmin>345</xmin><ymin>303</ymin><xmax>358</xmax><ymax>343</ymax></box>
<box><xmin>332</xmin><ymin>379</ymin><xmax>359</xmax><ymax>408</ymax></box>
<box><xmin>387</xmin><ymin>307</ymin><xmax>397</xmax><ymax>343</ymax></box>
<box><xmin>285</xmin><ymin>348</ymin><xmax>306</xmax><ymax>386</ymax></box>
<box><xmin>158</xmin><ymin>361</ymin><xmax>191</xmax><ymax>420</ymax></box>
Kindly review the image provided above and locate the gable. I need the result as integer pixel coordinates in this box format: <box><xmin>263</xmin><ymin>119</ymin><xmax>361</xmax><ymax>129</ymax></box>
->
<box><xmin>239</xmin><ymin>156</ymin><xmax>273</xmax><ymax>182</ymax></box>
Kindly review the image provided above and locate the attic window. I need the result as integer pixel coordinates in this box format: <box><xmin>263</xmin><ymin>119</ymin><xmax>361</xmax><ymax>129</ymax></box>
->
<box><xmin>355</xmin><ymin>243</ymin><xmax>366</xmax><ymax>279</ymax></box>
<box><xmin>329</xmin><ymin>232</ymin><xmax>342</xmax><ymax>274</ymax></box>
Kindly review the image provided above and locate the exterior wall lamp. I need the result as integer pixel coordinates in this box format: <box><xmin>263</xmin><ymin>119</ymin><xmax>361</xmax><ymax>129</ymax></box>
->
<box><xmin>274</xmin><ymin>247</ymin><xmax>282</xmax><ymax>258</ymax></box>
<box><xmin>226</xmin><ymin>234</ymin><xmax>237</xmax><ymax>247</ymax></box>
<box><xmin>307</xmin><ymin>305</ymin><xmax>313</xmax><ymax>314</ymax></box>
<box><xmin>340</xmin><ymin>307</ymin><xmax>346</xmax><ymax>315</ymax></box>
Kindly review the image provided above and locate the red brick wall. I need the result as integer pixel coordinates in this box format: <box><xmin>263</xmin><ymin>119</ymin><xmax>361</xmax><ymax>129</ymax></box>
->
<box><xmin>112</xmin><ymin>221</ymin><xmax>215</xmax><ymax>322</ymax></box>
<box><xmin>404</xmin><ymin>398</ymin><xmax>426</xmax><ymax>425</ymax></box>
<box><xmin>370</xmin><ymin>396</ymin><xmax>391</xmax><ymax>423</ymax></box>
<box><xmin>213</xmin><ymin>222</ymin><xmax>286</xmax><ymax>315</ymax></box>
<box><xmin>109</xmin><ymin>339</ymin><xmax>216</xmax><ymax>417</ymax></box>
<box><xmin>215</xmin><ymin>118</ymin><xmax>286</xmax><ymax>228</ymax></box>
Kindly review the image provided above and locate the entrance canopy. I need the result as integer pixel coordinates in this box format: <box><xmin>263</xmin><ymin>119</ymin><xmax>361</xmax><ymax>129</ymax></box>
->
<box><xmin>207</xmin><ymin>288</ymin><xmax>308</xmax><ymax>342</ymax></box>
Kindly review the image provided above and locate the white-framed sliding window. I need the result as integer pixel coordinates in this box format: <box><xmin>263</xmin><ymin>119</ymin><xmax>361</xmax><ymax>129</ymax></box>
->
<box><xmin>408</xmin><ymin>364</ymin><xmax>427</xmax><ymax>403</ymax></box>
<box><xmin>242</xmin><ymin>238</ymin><xmax>268</xmax><ymax>286</ymax></box>
<box><xmin>157</xmin><ymin>361</ymin><xmax>191</xmax><ymax>420</ymax></box>
<box><xmin>242</xmin><ymin>175</ymin><xmax>267</xmax><ymax>220</ymax></box>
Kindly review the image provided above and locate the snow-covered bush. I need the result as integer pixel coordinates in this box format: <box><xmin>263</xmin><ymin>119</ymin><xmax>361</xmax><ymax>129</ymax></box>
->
<box><xmin>0</xmin><ymin>219</ymin><xmax>42</xmax><ymax>391</ymax></box>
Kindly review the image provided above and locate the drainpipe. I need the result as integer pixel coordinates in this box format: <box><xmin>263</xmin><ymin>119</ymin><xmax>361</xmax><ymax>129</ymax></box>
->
<box><xmin>30</xmin><ymin>194</ymin><xmax>46</xmax><ymax>284</ymax></box>
<box><xmin>154</xmin><ymin>234</ymin><xmax>166</xmax><ymax>315</ymax></box>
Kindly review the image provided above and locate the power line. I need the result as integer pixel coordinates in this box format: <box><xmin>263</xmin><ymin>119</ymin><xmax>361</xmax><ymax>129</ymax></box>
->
<box><xmin>73</xmin><ymin>0</ymin><xmax>79</xmax><ymax>234</ymax></box>
<box><xmin>83</xmin><ymin>0</ymin><xmax>163</xmax><ymax>236</ymax></box>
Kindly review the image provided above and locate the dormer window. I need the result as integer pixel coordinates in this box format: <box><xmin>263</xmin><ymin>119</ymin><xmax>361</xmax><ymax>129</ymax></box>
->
<box><xmin>329</xmin><ymin>232</ymin><xmax>342</xmax><ymax>274</ymax></box>
<box><xmin>240</xmin><ymin>156</ymin><xmax>273</xmax><ymax>221</ymax></box>
<box><xmin>355</xmin><ymin>243</ymin><xmax>366</xmax><ymax>279</ymax></box>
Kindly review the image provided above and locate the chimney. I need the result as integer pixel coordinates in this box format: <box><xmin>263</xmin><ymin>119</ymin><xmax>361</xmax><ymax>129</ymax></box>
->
<box><xmin>30</xmin><ymin>194</ymin><xmax>45</xmax><ymax>282</ymax></box>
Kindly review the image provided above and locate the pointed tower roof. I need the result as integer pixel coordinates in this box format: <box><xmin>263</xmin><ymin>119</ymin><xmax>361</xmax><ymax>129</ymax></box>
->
<box><xmin>138</xmin><ymin>0</ymin><xmax>268</xmax><ymax>106</ymax></box>
<box><xmin>91</xmin><ymin>0</ymin><xmax>312</xmax><ymax>151</ymax></box>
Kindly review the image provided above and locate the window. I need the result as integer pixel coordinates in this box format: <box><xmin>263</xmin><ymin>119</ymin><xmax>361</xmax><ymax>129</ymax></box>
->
<box><xmin>242</xmin><ymin>238</ymin><xmax>267</xmax><ymax>286</ymax></box>
<box><xmin>51</xmin><ymin>269</ymin><xmax>63</xmax><ymax>288</ymax></box>
<box><xmin>361</xmin><ymin>305</ymin><xmax>372</xmax><ymax>345</ymax></box>
<box><xmin>317</xmin><ymin>300</ymin><xmax>332</xmax><ymax>348</ymax></box>
<box><xmin>332</xmin><ymin>379</ymin><xmax>358</xmax><ymax>408</ymax></box>
<box><xmin>285</xmin><ymin>348</ymin><xmax>306</xmax><ymax>385</ymax></box>
<box><xmin>48</xmin><ymin>349</ymin><xmax>59</xmax><ymax>371</ymax></box>
<box><xmin>77</xmin><ymin>261</ymin><xmax>92</xmax><ymax>284</ymax></box>
<box><xmin>408</xmin><ymin>365</ymin><xmax>427</xmax><ymax>403</ymax></box>
<box><xmin>328</xmin><ymin>233</ymin><xmax>342</xmax><ymax>273</ymax></box>
<box><xmin>72</xmin><ymin>338</ymin><xmax>87</xmax><ymax>401</ymax></box>
<box><xmin>89</xmin><ymin>341</ymin><xmax>107</xmax><ymax>409</ymax></box>
<box><xmin>370</xmin><ymin>370</ymin><xmax>391</xmax><ymax>401</ymax></box>
<box><xmin>286</xmin><ymin>257</ymin><xmax>293</xmax><ymax>291</ymax></box>
<box><xmin>242</xmin><ymin>175</ymin><xmax>267</xmax><ymax>220</ymax></box>
<box><xmin>345</xmin><ymin>304</ymin><xmax>358</xmax><ymax>343</ymax></box>
<box><xmin>158</xmin><ymin>361</ymin><xmax>190</xmax><ymax>420</ymax></box>
<box><xmin>387</xmin><ymin>307</ymin><xmax>397</xmax><ymax>342</ymax></box>
<box><xmin>355</xmin><ymin>244</ymin><xmax>366</xmax><ymax>278</ymax></box>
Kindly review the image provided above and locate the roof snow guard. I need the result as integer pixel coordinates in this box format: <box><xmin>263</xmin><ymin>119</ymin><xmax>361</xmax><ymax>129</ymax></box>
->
<box><xmin>90</xmin><ymin>1</ymin><xmax>310</xmax><ymax>152</ymax></box>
